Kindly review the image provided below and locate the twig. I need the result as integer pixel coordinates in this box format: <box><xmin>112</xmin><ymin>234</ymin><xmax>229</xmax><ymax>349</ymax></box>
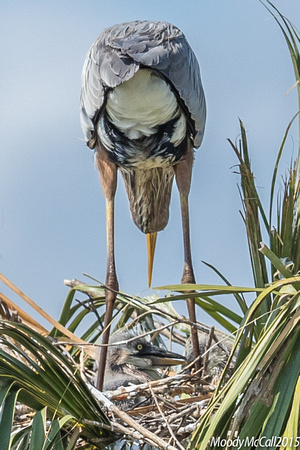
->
<box><xmin>177</xmin><ymin>421</ymin><xmax>199</xmax><ymax>436</ymax></box>
<box><xmin>88</xmin><ymin>384</ymin><xmax>179</xmax><ymax>450</ymax></box>
<box><xmin>150</xmin><ymin>386</ymin><xmax>185</xmax><ymax>450</ymax></box>
<box><xmin>203</xmin><ymin>326</ymin><xmax>214</xmax><ymax>376</ymax></box>
<box><xmin>183</xmin><ymin>354</ymin><xmax>202</xmax><ymax>374</ymax></box>
<box><xmin>64</xmin><ymin>278</ymin><xmax>105</xmax><ymax>299</ymax></box>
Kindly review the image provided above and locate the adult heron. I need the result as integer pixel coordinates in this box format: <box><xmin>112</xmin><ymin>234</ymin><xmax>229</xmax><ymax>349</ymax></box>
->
<box><xmin>80</xmin><ymin>20</ymin><xmax>206</xmax><ymax>390</ymax></box>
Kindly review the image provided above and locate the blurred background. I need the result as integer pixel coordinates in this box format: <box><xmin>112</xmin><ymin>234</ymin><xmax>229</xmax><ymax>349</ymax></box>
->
<box><xmin>0</xmin><ymin>1</ymin><xmax>299</xmax><ymax>327</ymax></box>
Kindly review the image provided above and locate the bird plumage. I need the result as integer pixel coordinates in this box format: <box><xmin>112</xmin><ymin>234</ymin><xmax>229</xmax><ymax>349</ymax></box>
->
<box><xmin>102</xmin><ymin>329</ymin><xmax>186</xmax><ymax>392</ymax></box>
<box><xmin>105</xmin><ymin>69</ymin><xmax>184</xmax><ymax>142</ymax></box>
<box><xmin>120</xmin><ymin>165</ymin><xmax>174</xmax><ymax>233</ymax></box>
<box><xmin>97</xmin><ymin>69</ymin><xmax>188</xmax><ymax>170</ymax></box>
<box><xmin>185</xmin><ymin>329</ymin><xmax>235</xmax><ymax>384</ymax></box>
<box><xmin>81</xmin><ymin>20</ymin><xmax>206</xmax><ymax>235</ymax></box>
<box><xmin>80</xmin><ymin>20</ymin><xmax>206</xmax><ymax>151</ymax></box>
<box><xmin>80</xmin><ymin>20</ymin><xmax>206</xmax><ymax>390</ymax></box>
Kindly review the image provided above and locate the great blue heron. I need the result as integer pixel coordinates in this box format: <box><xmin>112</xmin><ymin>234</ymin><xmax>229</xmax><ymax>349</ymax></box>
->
<box><xmin>102</xmin><ymin>329</ymin><xmax>185</xmax><ymax>396</ymax></box>
<box><xmin>80</xmin><ymin>20</ymin><xmax>206</xmax><ymax>390</ymax></box>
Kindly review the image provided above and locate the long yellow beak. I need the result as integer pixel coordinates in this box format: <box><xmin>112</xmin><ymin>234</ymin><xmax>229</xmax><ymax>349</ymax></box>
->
<box><xmin>147</xmin><ymin>232</ymin><xmax>157</xmax><ymax>287</ymax></box>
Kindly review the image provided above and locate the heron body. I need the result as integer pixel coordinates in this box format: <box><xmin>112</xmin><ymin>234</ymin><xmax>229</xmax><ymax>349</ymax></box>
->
<box><xmin>80</xmin><ymin>20</ymin><xmax>206</xmax><ymax>390</ymax></box>
<box><xmin>185</xmin><ymin>329</ymin><xmax>235</xmax><ymax>384</ymax></box>
<box><xmin>103</xmin><ymin>329</ymin><xmax>186</xmax><ymax>393</ymax></box>
<box><xmin>105</xmin><ymin>68</ymin><xmax>182</xmax><ymax>233</ymax></box>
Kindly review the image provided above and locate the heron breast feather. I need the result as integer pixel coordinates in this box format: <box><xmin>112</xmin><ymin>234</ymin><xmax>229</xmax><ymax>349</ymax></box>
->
<box><xmin>106</xmin><ymin>69</ymin><xmax>182</xmax><ymax>140</ymax></box>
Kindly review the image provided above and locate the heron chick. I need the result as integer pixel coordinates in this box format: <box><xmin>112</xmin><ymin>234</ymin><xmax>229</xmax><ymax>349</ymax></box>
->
<box><xmin>185</xmin><ymin>329</ymin><xmax>235</xmax><ymax>384</ymax></box>
<box><xmin>102</xmin><ymin>329</ymin><xmax>186</xmax><ymax>392</ymax></box>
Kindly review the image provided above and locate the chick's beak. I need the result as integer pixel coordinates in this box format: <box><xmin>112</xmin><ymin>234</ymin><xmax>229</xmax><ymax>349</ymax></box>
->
<box><xmin>142</xmin><ymin>345</ymin><xmax>186</xmax><ymax>367</ymax></box>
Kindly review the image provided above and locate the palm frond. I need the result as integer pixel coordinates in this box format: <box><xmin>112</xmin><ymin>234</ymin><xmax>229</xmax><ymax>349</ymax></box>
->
<box><xmin>189</xmin><ymin>277</ymin><xmax>300</xmax><ymax>449</ymax></box>
<box><xmin>0</xmin><ymin>320</ymin><xmax>113</xmax><ymax>449</ymax></box>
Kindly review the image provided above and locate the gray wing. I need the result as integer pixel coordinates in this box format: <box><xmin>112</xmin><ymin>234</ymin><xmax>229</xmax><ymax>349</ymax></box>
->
<box><xmin>80</xmin><ymin>20</ymin><xmax>206</xmax><ymax>148</ymax></box>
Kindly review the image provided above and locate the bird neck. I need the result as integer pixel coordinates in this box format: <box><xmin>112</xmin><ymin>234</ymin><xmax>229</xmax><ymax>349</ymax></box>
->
<box><xmin>103</xmin><ymin>360</ymin><xmax>152</xmax><ymax>391</ymax></box>
<box><xmin>120</xmin><ymin>166</ymin><xmax>174</xmax><ymax>234</ymax></box>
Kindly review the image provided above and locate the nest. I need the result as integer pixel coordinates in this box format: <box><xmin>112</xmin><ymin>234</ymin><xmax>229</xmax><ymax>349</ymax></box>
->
<box><xmin>87</xmin><ymin>369</ymin><xmax>216</xmax><ymax>449</ymax></box>
<box><xmin>9</xmin><ymin>338</ymin><xmax>216</xmax><ymax>449</ymax></box>
<box><xmin>0</xmin><ymin>277</ymin><xmax>230</xmax><ymax>449</ymax></box>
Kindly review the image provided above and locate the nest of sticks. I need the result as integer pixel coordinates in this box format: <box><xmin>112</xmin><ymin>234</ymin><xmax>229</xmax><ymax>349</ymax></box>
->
<box><xmin>0</xmin><ymin>278</ymin><xmax>230</xmax><ymax>449</ymax></box>
<box><xmin>8</xmin><ymin>331</ymin><xmax>216</xmax><ymax>449</ymax></box>
<box><xmin>88</xmin><ymin>367</ymin><xmax>215</xmax><ymax>449</ymax></box>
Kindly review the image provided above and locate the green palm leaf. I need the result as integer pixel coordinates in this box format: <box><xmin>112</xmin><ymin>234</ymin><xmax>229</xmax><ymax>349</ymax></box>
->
<box><xmin>0</xmin><ymin>320</ymin><xmax>113</xmax><ymax>449</ymax></box>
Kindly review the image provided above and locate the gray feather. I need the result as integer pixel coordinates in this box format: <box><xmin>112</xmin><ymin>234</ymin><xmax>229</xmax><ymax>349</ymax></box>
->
<box><xmin>80</xmin><ymin>20</ymin><xmax>206</xmax><ymax>147</ymax></box>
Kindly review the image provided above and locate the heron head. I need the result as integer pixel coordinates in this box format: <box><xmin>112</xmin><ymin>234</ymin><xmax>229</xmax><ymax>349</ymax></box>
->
<box><xmin>108</xmin><ymin>330</ymin><xmax>186</xmax><ymax>371</ymax></box>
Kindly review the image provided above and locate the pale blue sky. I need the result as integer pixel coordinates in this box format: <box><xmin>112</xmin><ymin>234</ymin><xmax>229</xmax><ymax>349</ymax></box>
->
<box><xmin>0</xmin><ymin>1</ymin><xmax>299</xmax><ymax>328</ymax></box>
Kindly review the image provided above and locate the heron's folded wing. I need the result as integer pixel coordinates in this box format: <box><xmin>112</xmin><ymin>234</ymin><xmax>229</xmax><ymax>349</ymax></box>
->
<box><xmin>80</xmin><ymin>21</ymin><xmax>206</xmax><ymax>148</ymax></box>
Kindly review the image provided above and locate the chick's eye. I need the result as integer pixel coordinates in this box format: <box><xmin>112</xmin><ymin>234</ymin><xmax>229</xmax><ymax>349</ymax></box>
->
<box><xmin>136</xmin><ymin>343</ymin><xmax>143</xmax><ymax>351</ymax></box>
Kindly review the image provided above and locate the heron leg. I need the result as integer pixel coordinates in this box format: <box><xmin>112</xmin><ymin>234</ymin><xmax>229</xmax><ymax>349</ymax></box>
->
<box><xmin>175</xmin><ymin>147</ymin><xmax>201</xmax><ymax>373</ymax></box>
<box><xmin>95</xmin><ymin>147</ymin><xmax>119</xmax><ymax>391</ymax></box>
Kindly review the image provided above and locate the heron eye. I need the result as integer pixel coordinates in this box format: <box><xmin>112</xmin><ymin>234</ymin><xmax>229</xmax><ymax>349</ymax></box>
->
<box><xmin>136</xmin><ymin>343</ymin><xmax>143</xmax><ymax>351</ymax></box>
